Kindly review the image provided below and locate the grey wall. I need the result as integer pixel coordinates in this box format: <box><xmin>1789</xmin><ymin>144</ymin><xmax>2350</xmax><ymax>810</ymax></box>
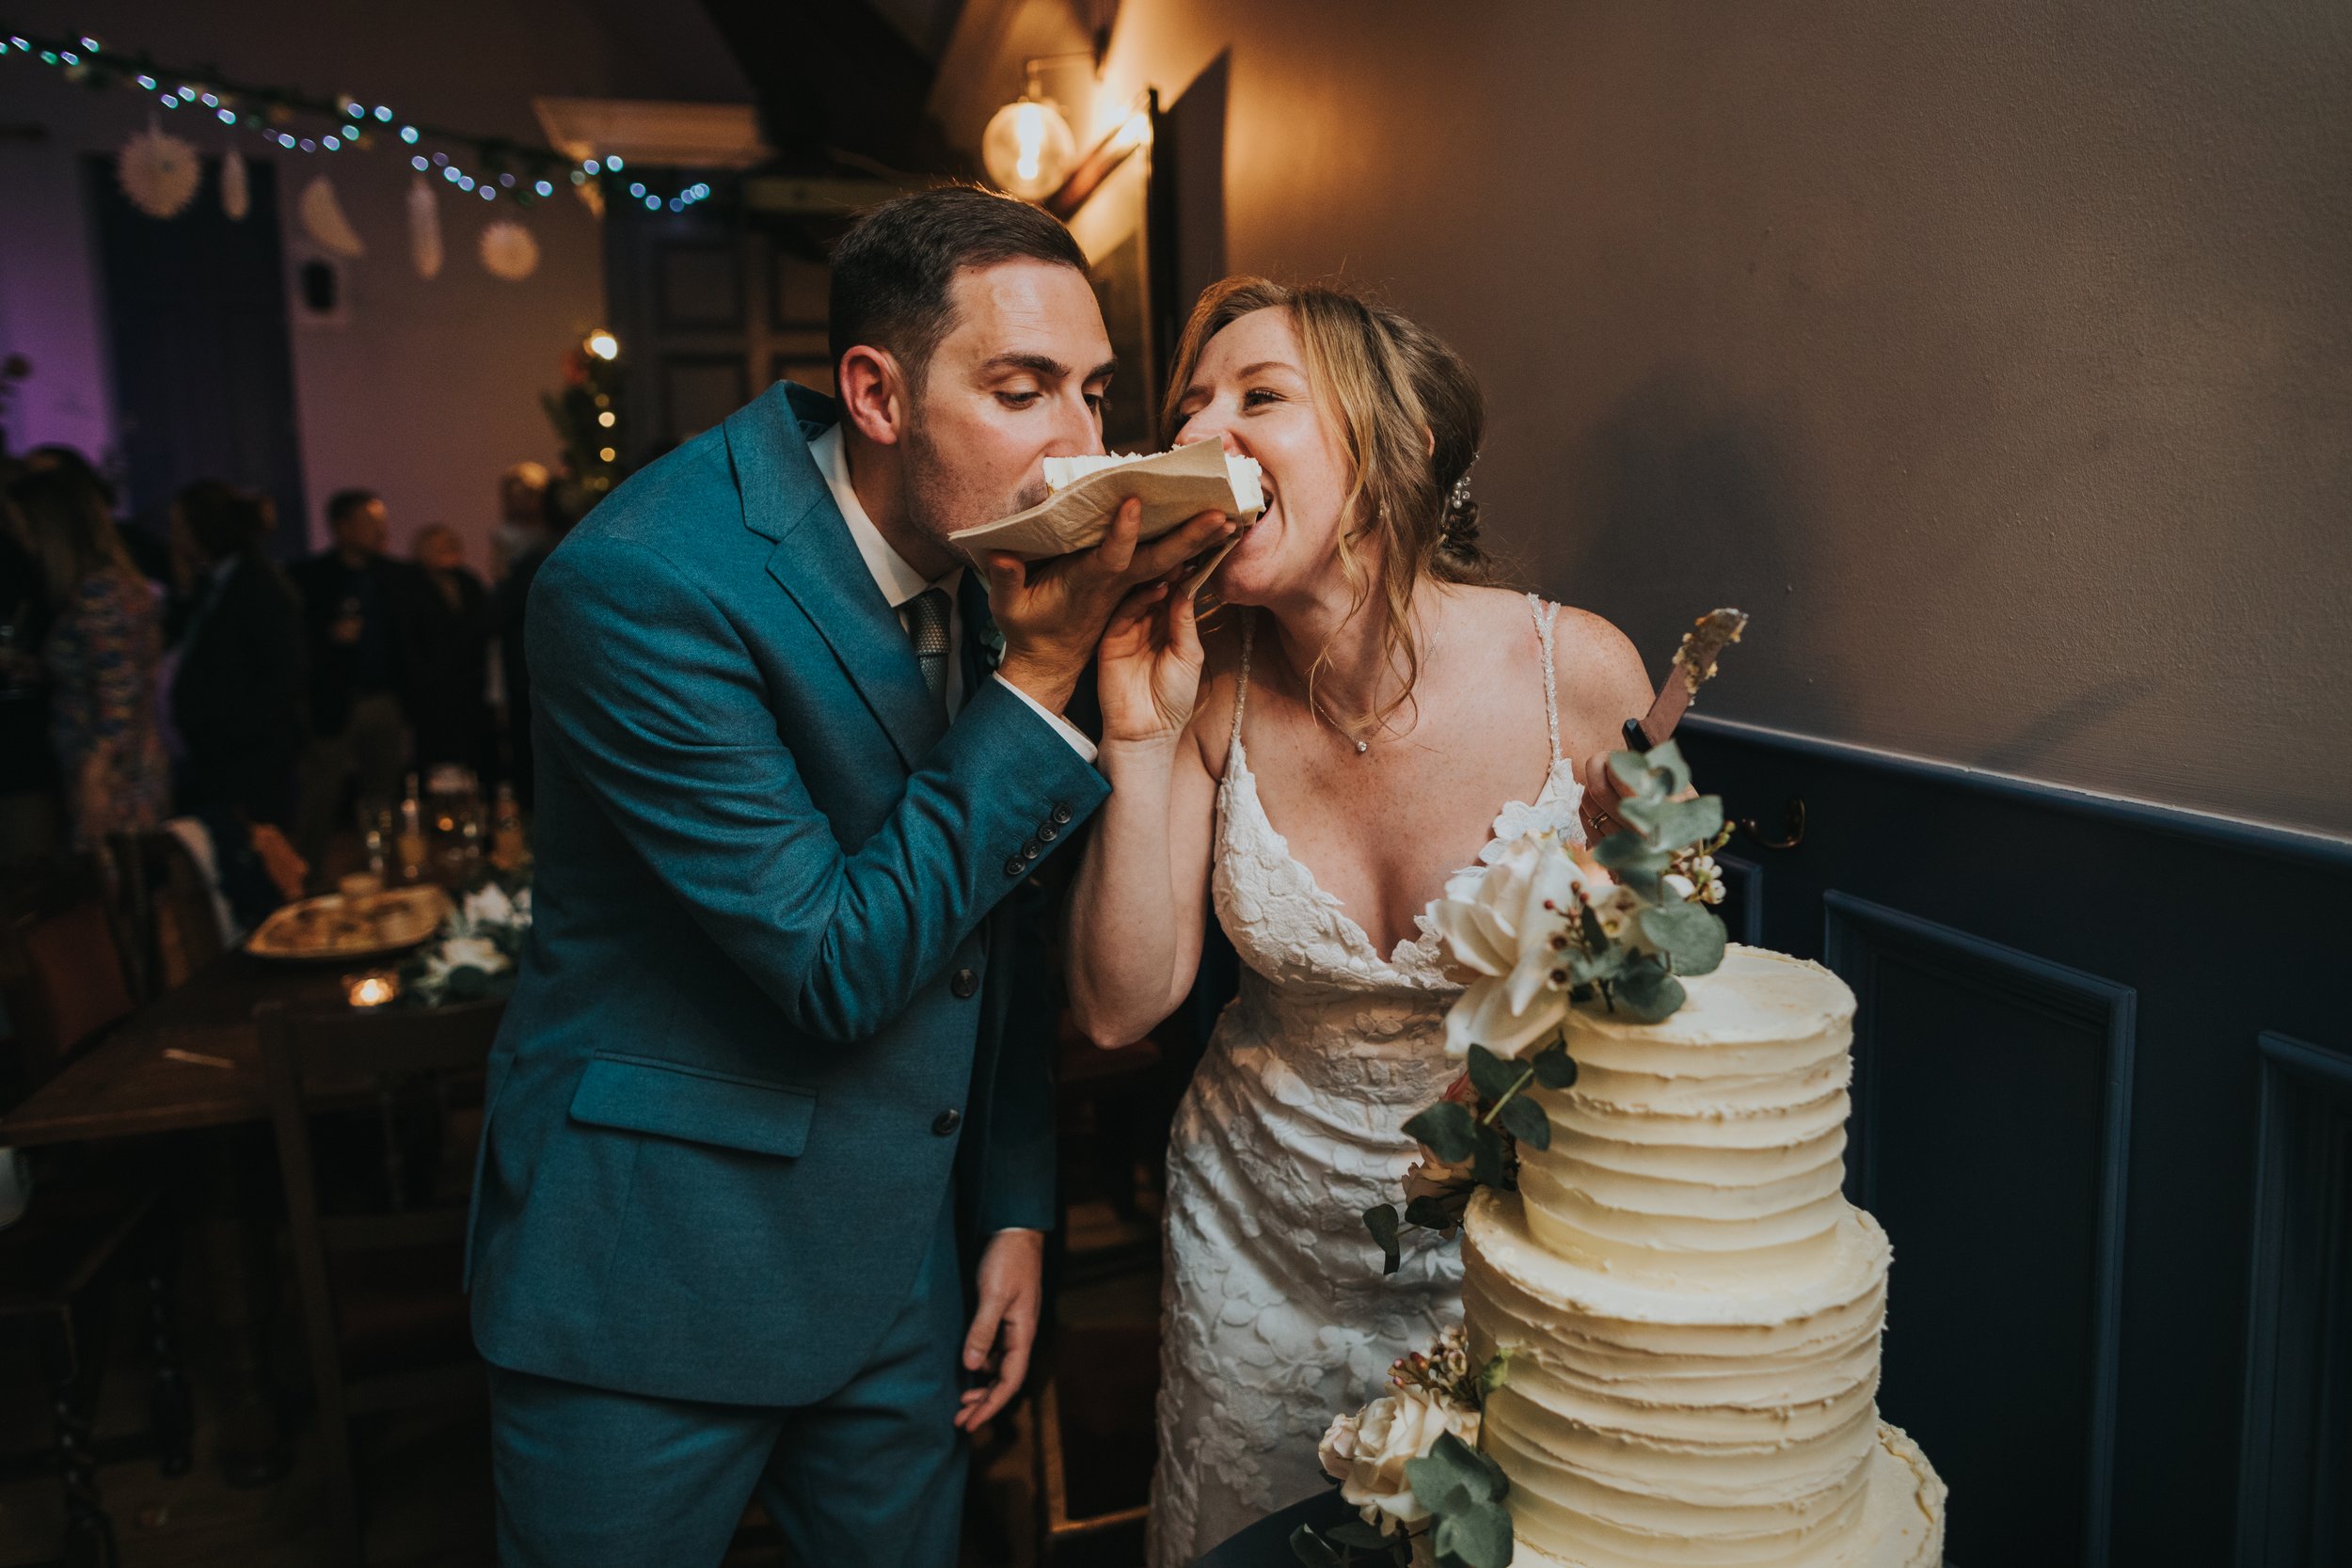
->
<box><xmin>949</xmin><ymin>0</ymin><xmax>2352</xmax><ymax>837</ymax></box>
<box><xmin>0</xmin><ymin>0</ymin><xmax>744</xmax><ymax>562</ymax></box>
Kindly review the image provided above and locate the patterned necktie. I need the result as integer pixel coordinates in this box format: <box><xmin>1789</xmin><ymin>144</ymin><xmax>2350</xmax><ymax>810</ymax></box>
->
<box><xmin>905</xmin><ymin>586</ymin><xmax>953</xmax><ymax>714</ymax></box>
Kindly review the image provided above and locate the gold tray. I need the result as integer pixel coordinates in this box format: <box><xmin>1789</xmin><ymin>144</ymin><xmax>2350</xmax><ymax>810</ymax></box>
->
<box><xmin>246</xmin><ymin>885</ymin><xmax>453</xmax><ymax>962</ymax></box>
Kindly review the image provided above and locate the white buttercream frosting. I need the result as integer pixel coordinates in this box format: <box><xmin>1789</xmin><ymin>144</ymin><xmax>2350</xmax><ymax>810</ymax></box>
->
<box><xmin>1458</xmin><ymin>946</ymin><xmax>1946</xmax><ymax>1566</ymax></box>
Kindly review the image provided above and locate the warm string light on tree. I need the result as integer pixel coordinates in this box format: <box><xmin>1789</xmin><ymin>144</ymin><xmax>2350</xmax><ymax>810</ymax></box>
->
<box><xmin>0</xmin><ymin>26</ymin><xmax>731</xmax><ymax>213</ymax></box>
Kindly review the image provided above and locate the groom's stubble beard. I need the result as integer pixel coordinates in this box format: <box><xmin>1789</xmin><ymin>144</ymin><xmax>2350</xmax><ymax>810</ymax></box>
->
<box><xmin>900</xmin><ymin>402</ymin><xmax>1052</xmax><ymax>571</ymax></box>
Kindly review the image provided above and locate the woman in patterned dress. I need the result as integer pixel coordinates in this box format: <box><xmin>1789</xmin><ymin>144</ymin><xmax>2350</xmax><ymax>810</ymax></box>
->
<box><xmin>11</xmin><ymin>467</ymin><xmax>169</xmax><ymax>849</ymax></box>
<box><xmin>1064</xmin><ymin>279</ymin><xmax>1654</xmax><ymax>1563</ymax></box>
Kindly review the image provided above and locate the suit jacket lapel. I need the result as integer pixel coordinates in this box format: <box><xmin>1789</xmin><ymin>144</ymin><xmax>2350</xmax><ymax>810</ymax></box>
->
<box><xmin>729</xmin><ymin>383</ymin><xmax>946</xmax><ymax>769</ymax></box>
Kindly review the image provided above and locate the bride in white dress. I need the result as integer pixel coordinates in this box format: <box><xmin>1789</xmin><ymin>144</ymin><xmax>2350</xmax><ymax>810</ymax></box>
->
<box><xmin>1064</xmin><ymin>277</ymin><xmax>1653</xmax><ymax>1565</ymax></box>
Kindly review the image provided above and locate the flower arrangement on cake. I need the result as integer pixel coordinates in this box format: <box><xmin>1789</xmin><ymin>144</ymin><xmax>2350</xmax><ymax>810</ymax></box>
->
<box><xmin>1308</xmin><ymin>732</ymin><xmax>1946</xmax><ymax>1568</ymax></box>
<box><xmin>1299</xmin><ymin>1328</ymin><xmax>1514</xmax><ymax>1568</ymax></box>
<box><xmin>1363</xmin><ymin>739</ymin><xmax>1730</xmax><ymax>1275</ymax></box>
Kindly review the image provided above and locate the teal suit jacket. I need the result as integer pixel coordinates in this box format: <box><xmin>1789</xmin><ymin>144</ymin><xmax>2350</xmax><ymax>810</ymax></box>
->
<box><xmin>467</xmin><ymin>382</ymin><xmax>1106</xmax><ymax>1407</ymax></box>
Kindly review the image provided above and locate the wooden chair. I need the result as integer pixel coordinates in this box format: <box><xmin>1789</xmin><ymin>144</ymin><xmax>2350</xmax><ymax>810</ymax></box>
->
<box><xmin>0</xmin><ymin>860</ymin><xmax>192</xmax><ymax>1568</ymax></box>
<box><xmin>1032</xmin><ymin>1321</ymin><xmax>1160</xmax><ymax>1567</ymax></box>
<box><xmin>257</xmin><ymin>997</ymin><xmax>503</xmax><ymax>1568</ymax></box>
<box><xmin>103</xmin><ymin>828</ymin><xmax>230</xmax><ymax>1004</ymax></box>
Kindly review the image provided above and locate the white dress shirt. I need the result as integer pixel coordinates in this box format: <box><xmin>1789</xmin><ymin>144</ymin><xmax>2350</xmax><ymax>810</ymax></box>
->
<box><xmin>810</xmin><ymin>425</ymin><xmax>1096</xmax><ymax>762</ymax></box>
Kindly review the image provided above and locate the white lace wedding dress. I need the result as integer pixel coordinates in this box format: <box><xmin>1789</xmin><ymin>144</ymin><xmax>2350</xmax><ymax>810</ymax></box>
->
<box><xmin>1146</xmin><ymin>595</ymin><xmax>1588</xmax><ymax>1567</ymax></box>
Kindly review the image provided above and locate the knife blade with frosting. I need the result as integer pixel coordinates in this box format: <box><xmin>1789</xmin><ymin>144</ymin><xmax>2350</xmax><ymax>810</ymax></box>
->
<box><xmin>1620</xmin><ymin>609</ymin><xmax>1749</xmax><ymax>752</ymax></box>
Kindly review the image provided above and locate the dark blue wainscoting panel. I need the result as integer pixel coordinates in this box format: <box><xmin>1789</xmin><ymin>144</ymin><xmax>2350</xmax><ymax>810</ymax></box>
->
<box><xmin>1676</xmin><ymin>716</ymin><xmax>2352</xmax><ymax>1568</ymax></box>
<box><xmin>2235</xmin><ymin>1032</ymin><xmax>2352</xmax><ymax>1567</ymax></box>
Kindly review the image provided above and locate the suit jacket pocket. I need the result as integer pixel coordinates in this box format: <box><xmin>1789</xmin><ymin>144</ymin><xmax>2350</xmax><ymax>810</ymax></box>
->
<box><xmin>567</xmin><ymin>1053</ymin><xmax>817</xmax><ymax>1157</ymax></box>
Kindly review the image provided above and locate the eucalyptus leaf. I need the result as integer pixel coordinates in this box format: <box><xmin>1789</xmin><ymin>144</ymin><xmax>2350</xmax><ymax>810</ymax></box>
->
<box><xmin>1433</xmin><ymin>1501</ymin><xmax>1515</xmax><ymax>1568</ymax></box>
<box><xmin>1404</xmin><ymin>1101</ymin><xmax>1478</xmax><ymax>1163</ymax></box>
<box><xmin>1613</xmin><ymin>959</ymin><xmax>1688</xmax><ymax>1022</ymax></box>
<box><xmin>1529</xmin><ymin>1040</ymin><xmax>1578</xmax><ymax>1089</ymax></box>
<box><xmin>1479</xmin><ymin>1349</ymin><xmax>1513</xmax><ymax>1396</ymax></box>
<box><xmin>1403</xmin><ymin>1460</ymin><xmax>1473</xmax><ymax>1519</ymax></box>
<box><xmin>1404</xmin><ymin>1195</ymin><xmax>1462</xmax><ymax>1230</ymax></box>
<box><xmin>1496</xmin><ymin>1092</ymin><xmax>1551</xmax><ymax>1150</ymax></box>
<box><xmin>1639</xmin><ymin>901</ymin><xmax>1726</xmax><ymax>974</ymax></box>
<box><xmin>1325</xmin><ymin>1518</ymin><xmax>1395</xmax><ymax>1550</ymax></box>
<box><xmin>1364</xmin><ymin>1204</ymin><xmax>1403</xmax><ymax>1275</ymax></box>
<box><xmin>1568</xmin><ymin>944</ymin><xmax>1626</xmax><ymax>987</ymax></box>
<box><xmin>1645</xmin><ymin>739</ymin><xmax>1693</xmax><ymax>794</ymax></box>
<box><xmin>1593</xmin><ymin>832</ymin><xmax>1672</xmax><ymax>874</ymax></box>
<box><xmin>1466</xmin><ymin>1043</ymin><xmax>1519</xmax><ymax>1103</ymax></box>
<box><xmin>1471</xmin><ymin>1122</ymin><xmax>1509</xmax><ymax>1187</ymax></box>
<box><xmin>1635</xmin><ymin>795</ymin><xmax>1724</xmax><ymax>850</ymax></box>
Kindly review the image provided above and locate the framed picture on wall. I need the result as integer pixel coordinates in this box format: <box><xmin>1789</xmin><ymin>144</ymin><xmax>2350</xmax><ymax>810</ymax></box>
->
<box><xmin>1059</xmin><ymin>91</ymin><xmax>1177</xmax><ymax>453</ymax></box>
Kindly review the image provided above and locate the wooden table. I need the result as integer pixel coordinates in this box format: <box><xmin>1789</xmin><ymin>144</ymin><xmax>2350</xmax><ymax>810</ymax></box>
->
<box><xmin>0</xmin><ymin>951</ymin><xmax>352</xmax><ymax>1148</ymax></box>
<box><xmin>1</xmin><ymin>948</ymin><xmax>487</xmax><ymax>1486</ymax></box>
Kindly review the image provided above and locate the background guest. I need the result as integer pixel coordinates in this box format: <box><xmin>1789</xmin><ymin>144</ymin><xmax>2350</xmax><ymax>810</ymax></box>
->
<box><xmin>488</xmin><ymin>462</ymin><xmax>559</xmax><ymax>806</ymax></box>
<box><xmin>0</xmin><ymin>465</ymin><xmax>61</xmax><ymax>861</ymax></box>
<box><xmin>289</xmin><ymin>487</ymin><xmax>419</xmax><ymax>866</ymax></box>
<box><xmin>408</xmin><ymin>522</ymin><xmax>493</xmax><ymax>783</ymax></box>
<box><xmin>168</xmin><ymin>480</ymin><xmax>304</xmax><ymax>830</ymax></box>
<box><xmin>22</xmin><ymin>443</ymin><xmax>169</xmax><ymax>584</ymax></box>
<box><xmin>10</xmin><ymin>465</ymin><xmax>169</xmax><ymax>850</ymax></box>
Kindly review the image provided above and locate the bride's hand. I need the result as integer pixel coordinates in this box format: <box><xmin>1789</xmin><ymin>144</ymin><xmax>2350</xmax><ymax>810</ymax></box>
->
<box><xmin>1097</xmin><ymin>572</ymin><xmax>1206</xmax><ymax>746</ymax></box>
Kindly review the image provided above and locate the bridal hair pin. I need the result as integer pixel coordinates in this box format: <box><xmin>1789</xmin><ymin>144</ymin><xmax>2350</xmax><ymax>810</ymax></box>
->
<box><xmin>1443</xmin><ymin>454</ymin><xmax>1479</xmax><ymax>535</ymax></box>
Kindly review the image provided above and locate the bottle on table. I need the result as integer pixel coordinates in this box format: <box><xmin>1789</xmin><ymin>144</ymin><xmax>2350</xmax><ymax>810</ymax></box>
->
<box><xmin>489</xmin><ymin>782</ymin><xmax>529</xmax><ymax>873</ymax></box>
<box><xmin>395</xmin><ymin>772</ymin><xmax>427</xmax><ymax>882</ymax></box>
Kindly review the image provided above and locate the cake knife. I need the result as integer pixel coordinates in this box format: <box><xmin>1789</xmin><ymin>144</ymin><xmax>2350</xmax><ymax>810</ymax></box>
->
<box><xmin>1620</xmin><ymin>608</ymin><xmax>1749</xmax><ymax>752</ymax></box>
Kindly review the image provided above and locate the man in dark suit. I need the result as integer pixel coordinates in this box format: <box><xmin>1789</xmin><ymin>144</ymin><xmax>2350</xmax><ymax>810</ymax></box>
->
<box><xmin>467</xmin><ymin>188</ymin><xmax>1232</xmax><ymax>1566</ymax></box>
<box><xmin>406</xmin><ymin>523</ymin><xmax>493</xmax><ymax>782</ymax></box>
<box><xmin>288</xmin><ymin>488</ymin><xmax>419</xmax><ymax>866</ymax></box>
<box><xmin>167</xmin><ymin>481</ymin><xmax>305</xmax><ymax>828</ymax></box>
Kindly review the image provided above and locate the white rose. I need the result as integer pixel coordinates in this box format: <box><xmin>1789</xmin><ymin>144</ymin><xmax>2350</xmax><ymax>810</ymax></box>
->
<box><xmin>1426</xmin><ymin>831</ymin><xmax>1609</xmax><ymax>1058</ymax></box>
<box><xmin>1317</xmin><ymin>1386</ymin><xmax>1482</xmax><ymax>1533</ymax></box>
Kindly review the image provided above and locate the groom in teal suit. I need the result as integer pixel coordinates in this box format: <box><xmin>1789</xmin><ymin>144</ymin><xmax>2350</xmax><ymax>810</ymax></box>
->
<box><xmin>467</xmin><ymin>188</ymin><xmax>1234</xmax><ymax>1566</ymax></box>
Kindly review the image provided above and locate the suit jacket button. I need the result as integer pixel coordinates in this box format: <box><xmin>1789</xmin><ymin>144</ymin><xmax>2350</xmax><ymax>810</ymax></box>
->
<box><xmin>1021</xmin><ymin>839</ymin><xmax>1041</xmax><ymax>860</ymax></box>
<box><xmin>951</xmin><ymin>967</ymin><xmax>978</xmax><ymax>999</ymax></box>
<box><xmin>1038</xmin><ymin>823</ymin><xmax>1059</xmax><ymax>843</ymax></box>
<box><xmin>1050</xmin><ymin>803</ymin><xmax>1074</xmax><ymax>825</ymax></box>
<box><xmin>1004</xmin><ymin>855</ymin><xmax>1026</xmax><ymax>877</ymax></box>
<box><xmin>932</xmin><ymin>1108</ymin><xmax>962</xmax><ymax>1136</ymax></box>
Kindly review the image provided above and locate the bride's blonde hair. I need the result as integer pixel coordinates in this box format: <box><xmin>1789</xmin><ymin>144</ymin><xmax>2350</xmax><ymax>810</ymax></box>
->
<box><xmin>1160</xmin><ymin>277</ymin><xmax>1496</xmax><ymax>740</ymax></box>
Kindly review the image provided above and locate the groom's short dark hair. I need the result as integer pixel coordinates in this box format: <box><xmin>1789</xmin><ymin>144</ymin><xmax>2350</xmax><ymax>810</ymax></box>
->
<box><xmin>829</xmin><ymin>185</ymin><xmax>1089</xmax><ymax>388</ymax></box>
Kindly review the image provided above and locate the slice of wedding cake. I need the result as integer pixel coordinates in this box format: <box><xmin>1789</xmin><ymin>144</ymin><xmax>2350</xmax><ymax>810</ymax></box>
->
<box><xmin>1462</xmin><ymin>945</ymin><xmax>1945</xmax><ymax>1566</ymax></box>
<box><xmin>1304</xmin><ymin>741</ymin><xmax>1941</xmax><ymax>1568</ymax></box>
<box><xmin>947</xmin><ymin>438</ymin><xmax>1263</xmax><ymax>563</ymax></box>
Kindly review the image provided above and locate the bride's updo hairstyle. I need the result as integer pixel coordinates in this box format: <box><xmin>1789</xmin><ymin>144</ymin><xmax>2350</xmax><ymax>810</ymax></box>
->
<box><xmin>1159</xmin><ymin>277</ymin><xmax>1496</xmax><ymax>738</ymax></box>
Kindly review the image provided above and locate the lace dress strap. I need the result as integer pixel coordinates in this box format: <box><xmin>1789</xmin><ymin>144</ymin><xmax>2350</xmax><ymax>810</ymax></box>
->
<box><xmin>1526</xmin><ymin>593</ymin><xmax>1563</xmax><ymax>762</ymax></box>
<box><xmin>1231</xmin><ymin>611</ymin><xmax>1256</xmax><ymax>751</ymax></box>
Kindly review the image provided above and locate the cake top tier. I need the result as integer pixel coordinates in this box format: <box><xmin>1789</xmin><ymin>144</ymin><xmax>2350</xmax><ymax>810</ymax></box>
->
<box><xmin>1567</xmin><ymin>944</ymin><xmax>1853</xmax><ymax>1050</ymax></box>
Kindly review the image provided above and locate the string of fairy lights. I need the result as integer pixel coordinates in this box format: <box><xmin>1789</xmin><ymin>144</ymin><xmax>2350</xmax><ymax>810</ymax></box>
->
<box><xmin>0</xmin><ymin>25</ymin><xmax>723</xmax><ymax>214</ymax></box>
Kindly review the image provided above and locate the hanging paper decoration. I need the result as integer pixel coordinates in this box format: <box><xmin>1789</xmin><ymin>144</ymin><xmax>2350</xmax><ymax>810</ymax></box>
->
<box><xmin>407</xmin><ymin>175</ymin><xmax>442</xmax><ymax>279</ymax></box>
<box><xmin>219</xmin><ymin>148</ymin><xmax>249</xmax><ymax>220</ymax></box>
<box><xmin>118</xmin><ymin>115</ymin><xmax>200</xmax><ymax>219</ymax></box>
<box><xmin>478</xmin><ymin>219</ymin><xmax>539</xmax><ymax>282</ymax></box>
<box><xmin>299</xmin><ymin>174</ymin><xmax>365</xmax><ymax>258</ymax></box>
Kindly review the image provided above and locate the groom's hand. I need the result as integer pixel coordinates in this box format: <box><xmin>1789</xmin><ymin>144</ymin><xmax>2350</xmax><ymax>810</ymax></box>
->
<box><xmin>983</xmin><ymin>499</ymin><xmax>1236</xmax><ymax>716</ymax></box>
<box><xmin>955</xmin><ymin>1227</ymin><xmax>1045</xmax><ymax>1433</ymax></box>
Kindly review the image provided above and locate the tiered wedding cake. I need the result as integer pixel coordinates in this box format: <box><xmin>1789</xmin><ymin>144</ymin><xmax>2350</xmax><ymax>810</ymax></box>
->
<box><xmin>1459</xmin><ymin>945</ymin><xmax>1945</xmax><ymax>1567</ymax></box>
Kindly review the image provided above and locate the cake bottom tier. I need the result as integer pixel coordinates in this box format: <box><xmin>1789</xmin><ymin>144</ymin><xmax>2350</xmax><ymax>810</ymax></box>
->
<box><xmin>1507</xmin><ymin>1422</ymin><xmax>1945</xmax><ymax>1568</ymax></box>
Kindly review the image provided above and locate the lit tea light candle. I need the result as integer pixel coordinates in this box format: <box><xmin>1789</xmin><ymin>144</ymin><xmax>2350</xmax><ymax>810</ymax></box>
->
<box><xmin>345</xmin><ymin>971</ymin><xmax>399</xmax><ymax>1008</ymax></box>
